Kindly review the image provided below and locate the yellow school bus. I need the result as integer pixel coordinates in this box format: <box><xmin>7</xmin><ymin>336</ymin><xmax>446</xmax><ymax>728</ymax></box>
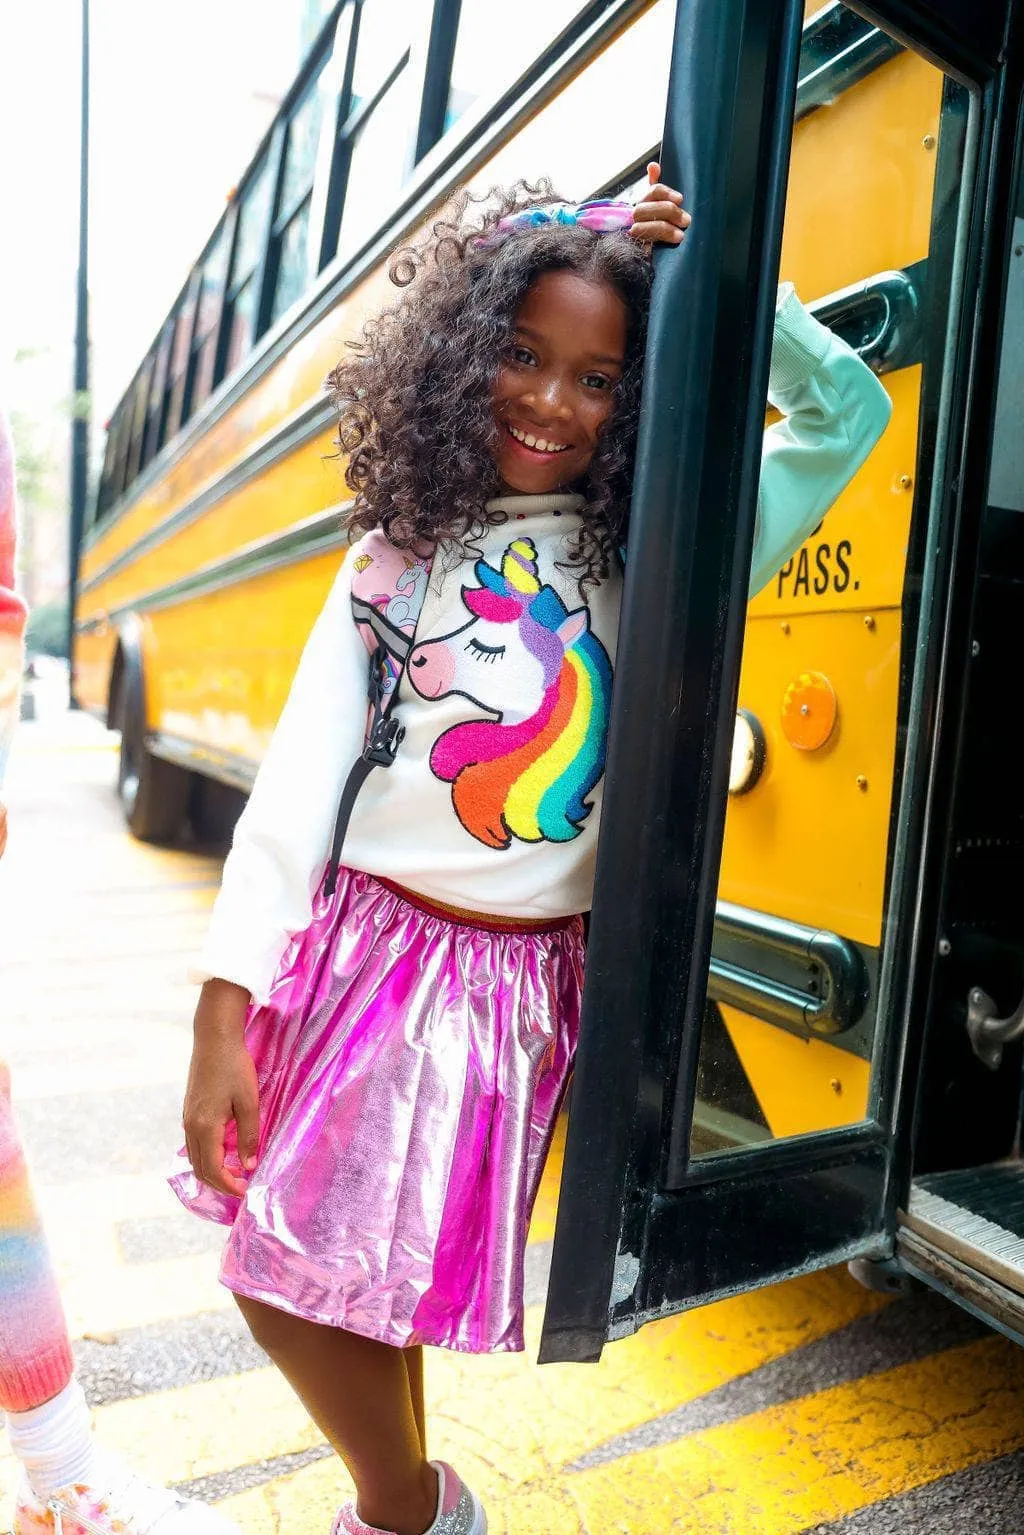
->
<box><xmin>73</xmin><ymin>0</ymin><xmax>949</xmax><ymax>1160</ymax></box>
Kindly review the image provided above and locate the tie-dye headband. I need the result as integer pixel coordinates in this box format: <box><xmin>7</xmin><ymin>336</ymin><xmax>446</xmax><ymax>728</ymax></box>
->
<box><xmin>480</xmin><ymin>199</ymin><xmax>634</xmax><ymax>245</ymax></box>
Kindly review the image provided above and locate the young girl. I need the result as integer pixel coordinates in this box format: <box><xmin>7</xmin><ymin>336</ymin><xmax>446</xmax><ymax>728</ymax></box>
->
<box><xmin>170</xmin><ymin>166</ymin><xmax>891</xmax><ymax>1535</ymax></box>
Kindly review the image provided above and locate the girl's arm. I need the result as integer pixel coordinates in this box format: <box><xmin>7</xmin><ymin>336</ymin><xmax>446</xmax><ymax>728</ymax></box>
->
<box><xmin>749</xmin><ymin>283</ymin><xmax>892</xmax><ymax>596</ymax></box>
<box><xmin>184</xmin><ymin>540</ymin><xmax>370</xmax><ymax>1195</ymax></box>
<box><xmin>629</xmin><ymin>168</ymin><xmax>892</xmax><ymax>592</ymax></box>
<box><xmin>192</xmin><ymin>542</ymin><xmax>369</xmax><ymax>1006</ymax></box>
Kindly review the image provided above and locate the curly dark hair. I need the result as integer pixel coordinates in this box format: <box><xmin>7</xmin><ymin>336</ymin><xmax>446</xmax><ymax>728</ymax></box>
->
<box><xmin>328</xmin><ymin>179</ymin><xmax>654</xmax><ymax>588</ymax></box>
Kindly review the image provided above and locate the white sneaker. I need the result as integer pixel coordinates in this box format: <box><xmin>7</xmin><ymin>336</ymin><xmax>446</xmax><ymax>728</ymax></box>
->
<box><xmin>332</xmin><ymin>1460</ymin><xmax>486</xmax><ymax>1534</ymax></box>
<box><xmin>14</xmin><ymin>1456</ymin><xmax>239</xmax><ymax>1535</ymax></box>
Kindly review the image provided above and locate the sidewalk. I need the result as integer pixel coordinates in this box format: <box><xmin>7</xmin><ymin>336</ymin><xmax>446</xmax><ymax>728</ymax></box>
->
<box><xmin>2</xmin><ymin>709</ymin><xmax>1024</xmax><ymax>1534</ymax></box>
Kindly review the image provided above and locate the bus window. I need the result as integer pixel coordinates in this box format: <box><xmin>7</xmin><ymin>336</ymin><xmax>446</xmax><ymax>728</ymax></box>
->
<box><xmin>687</xmin><ymin>16</ymin><xmax>969</xmax><ymax>1162</ymax></box>
<box><xmin>335</xmin><ymin>0</ymin><xmax>429</xmax><ymax>262</ymax></box>
<box><xmin>224</xmin><ymin>156</ymin><xmax>274</xmax><ymax>374</ymax></box>
<box><xmin>106</xmin><ymin>404</ymin><xmax>132</xmax><ymax>507</ymax></box>
<box><xmin>269</xmin><ymin>63</ymin><xmax>329</xmax><ymax>325</ymax></box>
<box><xmin>141</xmin><ymin>318</ymin><xmax>173</xmax><ymax>470</ymax></box>
<box><xmin>443</xmin><ymin>0</ymin><xmax>590</xmax><ymax>133</ymax></box>
<box><xmin>123</xmin><ymin>355</ymin><xmax>154</xmax><ymax>488</ymax></box>
<box><xmin>190</xmin><ymin>224</ymin><xmax>231</xmax><ymax>412</ymax></box>
<box><xmin>163</xmin><ymin>282</ymin><xmax>199</xmax><ymax>445</ymax></box>
<box><xmin>95</xmin><ymin>410</ymin><xmax>122</xmax><ymax>520</ymax></box>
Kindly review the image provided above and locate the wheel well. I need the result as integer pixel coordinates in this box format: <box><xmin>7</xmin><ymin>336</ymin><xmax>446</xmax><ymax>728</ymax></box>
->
<box><xmin>107</xmin><ymin>616</ymin><xmax>146</xmax><ymax>734</ymax></box>
<box><xmin>107</xmin><ymin>645</ymin><xmax>125</xmax><ymax>730</ymax></box>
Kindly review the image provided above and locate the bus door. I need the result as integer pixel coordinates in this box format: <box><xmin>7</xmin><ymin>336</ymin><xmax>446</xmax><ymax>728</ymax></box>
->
<box><xmin>540</xmin><ymin>0</ymin><xmax>1016</xmax><ymax>1364</ymax></box>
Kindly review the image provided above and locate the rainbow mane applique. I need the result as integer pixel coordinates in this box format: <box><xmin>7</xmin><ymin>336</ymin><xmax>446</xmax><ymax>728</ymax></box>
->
<box><xmin>407</xmin><ymin>538</ymin><xmax>613</xmax><ymax>850</ymax></box>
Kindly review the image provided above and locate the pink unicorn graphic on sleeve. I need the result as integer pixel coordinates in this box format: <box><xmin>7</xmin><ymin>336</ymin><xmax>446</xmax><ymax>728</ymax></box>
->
<box><xmin>408</xmin><ymin>538</ymin><xmax>613</xmax><ymax>851</ymax></box>
<box><xmin>349</xmin><ymin>533</ymin><xmax>432</xmax><ymax>696</ymax></box>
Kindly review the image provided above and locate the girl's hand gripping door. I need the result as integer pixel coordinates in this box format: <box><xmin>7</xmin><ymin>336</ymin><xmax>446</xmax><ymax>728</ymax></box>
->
<box><xmin>540</xmin><ymin>0</ymin><xmax>985</xmax><ymax>1364</ymax></box>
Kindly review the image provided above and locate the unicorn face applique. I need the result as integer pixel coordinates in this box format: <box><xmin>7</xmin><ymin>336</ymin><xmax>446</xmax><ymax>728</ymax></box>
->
<box><xmin>408</xmin><ymin>538</ymin><xmax>613</xmax><ymax>851</ymax></box>
<box><xmin>350</xmin><ymin>532</ymin><xmax>432</xmax><ymax>696</ymax></box>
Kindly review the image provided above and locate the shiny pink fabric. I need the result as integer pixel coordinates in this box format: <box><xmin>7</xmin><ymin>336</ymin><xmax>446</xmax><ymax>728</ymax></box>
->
<box><xmin>169</xmin><ymin>867</ymin><xmax>583</xmax><ymax>1353</ymax></box>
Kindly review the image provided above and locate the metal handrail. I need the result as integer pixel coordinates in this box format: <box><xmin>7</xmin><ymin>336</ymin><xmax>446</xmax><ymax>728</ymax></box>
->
<box><xmin>810</xmin><ymin>269</ymin><xmax>922</xmax><ymax>375</ymax></box>
<box><xmin>709</xmin><ymin>899</ymin><xmax>869</xmax><ymax>1035</ymax></box>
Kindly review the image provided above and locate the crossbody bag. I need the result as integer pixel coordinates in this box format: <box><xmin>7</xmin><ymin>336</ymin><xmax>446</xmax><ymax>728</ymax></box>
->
<box><xmin>323</xmin><ymin>546</ymin><xmax>435</xmax><ymax>897</ymax></box>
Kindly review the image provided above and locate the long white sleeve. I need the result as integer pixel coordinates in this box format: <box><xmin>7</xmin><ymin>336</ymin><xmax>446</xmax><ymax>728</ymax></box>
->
<box><xmin>749</xmin><ymin>282</ymin><xmax>893</xmax><ymax>596</ymax></box>
<box><xmin>192</xmin><ymin>549</ymin><xmax>367</xmax><ymax>1004</ymax></box>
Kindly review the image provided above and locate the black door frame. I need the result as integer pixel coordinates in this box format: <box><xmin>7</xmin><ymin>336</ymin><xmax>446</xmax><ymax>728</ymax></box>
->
<box><xmin>541</xmin><ymin>0</ymin><xmax>1018</xmax><ymax>1365</ymax></box>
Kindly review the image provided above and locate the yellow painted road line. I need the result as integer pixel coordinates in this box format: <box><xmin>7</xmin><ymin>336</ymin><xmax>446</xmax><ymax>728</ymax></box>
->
<box><xmin>56</xmin><ymin>1253</ymin><xmax>230</xmax><ymax>1340</ymax></box>
<box><xmin>217</xmin><ymin>1457</ymin><xmax>351</xmax><ymax>1535</ymax></box>
<box><xmin>27</xmin><ymin>1174</ymin><xmax>230</xmax><ymax>1337</ymax></box>
<box><xmin>4</xmin><ymin>937</ymin><xmax>211</xmax><ymax>983</ymax></box>
<box><xmin>8</xmin><ymin>1051</ymin><xmax>189</xmax><ymax>1102</ymax></box>
<box><xmin>9</xmin><ymin>1060</ymin><xmax>185</xmax><ymax>1101</ymax></box>
<box><xmin>37</xmin><ymin>1172</ymin><xmax>197</xmax><ymax>1232</ymax></box>
<box><xmin>0</xmin><ymin>1370</ymin><xmax>323</xmax><ymax>1513</ymax></box>
<box><xmin>567</xmin><ymin>1334</ymin><xmax>1024</xmax><ymax>1534</ymax></box>
<box><xmin>0</xmin><ymin>1270</ymin><xmax>891</xmax><ymax>1531</ymax></box>
<box><xmin>215</xmin><ymin>1451</ymin><xmax>592</xmax><ymax>1535</ymax></box>
<box><xmin>418</xmin><ymin>1270</ymin><xmax>888</xmax><ymax>1476</ymax></box>
<box><xmin>92</xmin><ymin>1368</ymin><xmax>326</xmax><ymax>1487</ymax></box>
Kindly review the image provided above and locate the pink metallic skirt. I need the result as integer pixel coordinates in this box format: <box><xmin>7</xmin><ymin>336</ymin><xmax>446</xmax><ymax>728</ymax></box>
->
<box><xmin>168</xmin><ymin>866</ymin><xmax>584</xmax><ymax>1354</ymax></box>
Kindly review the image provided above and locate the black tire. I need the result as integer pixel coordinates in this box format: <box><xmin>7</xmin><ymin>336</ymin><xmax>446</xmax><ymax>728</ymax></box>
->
<box><xmin>117</xmin><ymin>681</ymin><xmax>190</xmax><ymax>844</ymax></box>
<box><xmin>188</xmin><ymin>773</ymin><xmax>247</xmax><ymax>848</ymax></box>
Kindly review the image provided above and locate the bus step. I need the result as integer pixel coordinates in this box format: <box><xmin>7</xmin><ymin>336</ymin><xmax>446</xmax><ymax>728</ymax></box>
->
<box><xmin>902</xmin><ymin>1165</ymin><xmax>1024</xmax><ymax>1297</ymax></box>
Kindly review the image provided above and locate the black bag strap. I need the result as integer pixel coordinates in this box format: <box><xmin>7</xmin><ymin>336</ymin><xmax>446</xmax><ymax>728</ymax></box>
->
<box><xmin>323</xmin><ymin>552</ymin><xmax>433</xmax><ymax>898</ymax></box>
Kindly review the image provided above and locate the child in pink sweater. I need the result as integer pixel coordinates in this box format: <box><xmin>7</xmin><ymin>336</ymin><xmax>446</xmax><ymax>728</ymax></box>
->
<box><xmin>0</xmin><ymin>408</ymin><xmax>234</xmax><ymax>1535</ymax></box>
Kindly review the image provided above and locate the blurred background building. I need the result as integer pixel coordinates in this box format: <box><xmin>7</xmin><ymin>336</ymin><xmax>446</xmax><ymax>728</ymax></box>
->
<box><xmin>0</xmin><ymin>0</ymin><xmax>335</xmax><ymax>640</ymax></box>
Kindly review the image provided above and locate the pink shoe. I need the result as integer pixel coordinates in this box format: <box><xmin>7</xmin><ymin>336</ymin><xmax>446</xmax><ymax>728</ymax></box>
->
<box><xmin>332</xmin><ymin>1461</ymin><xmax>486</xmax><ymax>1535</ymax></box>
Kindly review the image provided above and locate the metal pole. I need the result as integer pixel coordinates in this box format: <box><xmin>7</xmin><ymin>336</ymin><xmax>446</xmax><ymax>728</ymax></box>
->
<box><xmin>67</xmin><ymin>0</ymin><xmax>90</xmax><ymax>698</ymax></box>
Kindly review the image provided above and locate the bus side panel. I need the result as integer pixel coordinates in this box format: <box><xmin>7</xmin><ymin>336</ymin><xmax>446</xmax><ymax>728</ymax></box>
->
<box><xmin>74</xmin><ymin>627</ymin><xmax>119</xmax><ymax>719</ymax></box>
<box><xmin>141</xmin><ymin>551</ymin><xmax>345</xmax><ymax>766</ymax></box>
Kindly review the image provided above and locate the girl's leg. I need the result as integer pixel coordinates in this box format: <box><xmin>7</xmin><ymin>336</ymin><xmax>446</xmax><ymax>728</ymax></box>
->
<box><xmin>235</xmin><ymin>1295</ymin><xmax>436</xmax><ymax>1535</ymax></box>
<box><xmin>403</xmin><ymin>1347</ymin><xmax>427</xmax><ymax>1460</ymax></box>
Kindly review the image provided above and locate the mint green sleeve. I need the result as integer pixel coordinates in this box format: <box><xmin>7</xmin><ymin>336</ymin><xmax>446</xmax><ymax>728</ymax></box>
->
<box><xmin>748</xmin><ymin>282</ymin><xmax>893</xmax><ymax>597</ymax></box>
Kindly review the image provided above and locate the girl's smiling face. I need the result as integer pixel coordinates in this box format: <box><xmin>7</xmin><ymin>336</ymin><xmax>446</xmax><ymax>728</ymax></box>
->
<box><xmin>492</xmin><ymin>269</ymin><xmax>629</xmax><ymax>495</ymax></box>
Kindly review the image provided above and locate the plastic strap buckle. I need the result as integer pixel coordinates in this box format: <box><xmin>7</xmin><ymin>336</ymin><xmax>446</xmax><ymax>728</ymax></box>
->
<box><xmin>363</xmin><ymin>713</ymin><xmax>405</xmax><ymax>767</ymax></box>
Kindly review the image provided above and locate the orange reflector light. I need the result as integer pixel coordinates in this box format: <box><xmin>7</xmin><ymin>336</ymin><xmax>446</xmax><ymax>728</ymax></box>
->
<box><xmin>781</xmin><ymin>670</ymin><xmax>837</xmax><ymax>751</ymax></box>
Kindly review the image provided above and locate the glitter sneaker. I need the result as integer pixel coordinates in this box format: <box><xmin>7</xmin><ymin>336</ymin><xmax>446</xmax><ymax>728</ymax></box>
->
<box><xmin>14</xmin><ymin>1456</ymin><xmax>240</xmax><ymax>1535</ymax></box>
<box><xmin>332</xmin><ymin>1460</ymin><xmax>486</xmax><ymax>1535</ymax></box>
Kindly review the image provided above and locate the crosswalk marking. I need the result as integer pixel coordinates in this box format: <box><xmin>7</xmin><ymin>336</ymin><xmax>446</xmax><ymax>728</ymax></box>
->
<box><xmin>567</xmin><ymin>1335</ymin><xmax>1024</xmax><ymax>1533</ymax></box>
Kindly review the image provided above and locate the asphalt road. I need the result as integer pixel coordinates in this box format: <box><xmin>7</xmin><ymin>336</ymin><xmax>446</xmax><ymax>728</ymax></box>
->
<box><xmin>2</xmin><ymin>707</ymin><xmax>1023</xmax><ymax>1534</ymax></box>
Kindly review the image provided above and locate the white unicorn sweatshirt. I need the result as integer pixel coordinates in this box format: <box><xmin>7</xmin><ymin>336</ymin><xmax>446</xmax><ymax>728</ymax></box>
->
<box><xmin>195</xmin><ymin>285</ymin><xmax>892</xmax><ymax>1004</ymax></box>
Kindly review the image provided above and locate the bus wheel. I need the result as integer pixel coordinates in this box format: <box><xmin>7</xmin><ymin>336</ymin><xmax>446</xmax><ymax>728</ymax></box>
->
<box><xmin>188</xmin><ymin>774</ymin><xmax>246</xmax><ymax>848</ymax></box>
<box><xmin>117</xmin><ymin>690</ymin><xmax>189</xmax><ymax>843</ymax></box>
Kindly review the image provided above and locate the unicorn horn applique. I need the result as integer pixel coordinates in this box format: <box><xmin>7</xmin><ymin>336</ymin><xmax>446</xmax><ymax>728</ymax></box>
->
<box><xmin>502</xmin><ymin>539</ymin><xmax>542</xmax><ymax>594</ymax></box>
<box><xmin>408</xmin><ymin>538</ymin><xmax>613</xmax><ymax>851</ymax></box>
